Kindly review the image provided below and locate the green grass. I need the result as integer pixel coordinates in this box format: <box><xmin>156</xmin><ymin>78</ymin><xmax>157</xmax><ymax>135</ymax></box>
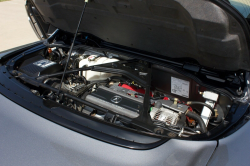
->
<box><xmin>0</xmin><ymin>0</ymin><xmax>10</xmax><ymax>2</ymax></box>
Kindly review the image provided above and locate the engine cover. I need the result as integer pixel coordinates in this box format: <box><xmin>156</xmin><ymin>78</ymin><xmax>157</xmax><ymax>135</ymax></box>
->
<box><xmin>85</xmin><ymin>86</ymin><xmax>142</xmax><ymax>118</ymax></box>
<box><xmin>19</xmin><ymin>56</ymin><xmax>62</xmax><ymax>77</ymax></box>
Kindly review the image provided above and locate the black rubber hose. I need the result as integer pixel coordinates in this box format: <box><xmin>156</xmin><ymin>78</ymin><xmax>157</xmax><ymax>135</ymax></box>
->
<box><xmin>109</xmin><ymin>76</ymin><xmax>128</xmax><ymax>82</ymax></box>
<box><xmin>134</xmin><ymin>93</ymin><xmax>165</xmax><ymax>100</ymax></box>
<box><xmin>184</xmin><ymin>127</ymin><xmax>202</xmax><ymax>133</ymax></box>
<box><xmin>53</xmin><ymin>50</ymin><xmax>62</xmax><ymax>61</ymax></box>
<box><xmin>151</xmin><ymin>96</ymin><xmax>165</xmax><ymax>100</ymax></box>
<box><xmin>89</xmin><ymin>80</ymin><xmax>109</xmax><ymax>84</ymax></box>
<box><xmin>186</xmin><ymin>111</ymin><xmax>207</xmax><ymax>133</ymax></box>
<box><xmin>82</xmin><ymin>82</ymin><xmax>97</xmax><ymax>94</ymax></box>
<box><xmin>187</xmin><ymin>101</ymin><xmax>215</xmax><ymax>114</ymax></box>
<box><xmin>81</xmin><ymin>76</ymin><xmax>87</xmax><ymax>85</ymax></box>
<box><xmin>88</xmin><ymin>76</ymin><xmax>129</xmax><ymax>84</ymax></box>
<box><xmin>59</xmin><ymin>57</ymin><xmax>69</xmax><ymax>66</ymax></box>
<box><xmin>46</xmin><ymin>44</ymin><xmax>71</xmax><ymax>49</ymax></box>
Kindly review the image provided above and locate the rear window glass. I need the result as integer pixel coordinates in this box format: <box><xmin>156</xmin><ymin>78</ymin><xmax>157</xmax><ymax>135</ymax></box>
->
<box><xmin>229</xmin><ymin>0</ymin><xmax>250</xmax><ymax>18</ymax></box>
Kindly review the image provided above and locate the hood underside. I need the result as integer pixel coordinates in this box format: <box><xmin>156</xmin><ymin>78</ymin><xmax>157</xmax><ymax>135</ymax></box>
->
<box><xmin>32</xmin><ymin>0</ymin><xmax>250</xmax><ymax>71</ymax></box>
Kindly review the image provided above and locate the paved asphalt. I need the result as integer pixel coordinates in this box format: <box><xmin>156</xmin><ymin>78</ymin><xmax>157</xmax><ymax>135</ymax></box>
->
<box><xmin>0</xmin><ymin>0</ymin><xmax>38</xmax><ymax>52</ymax></box>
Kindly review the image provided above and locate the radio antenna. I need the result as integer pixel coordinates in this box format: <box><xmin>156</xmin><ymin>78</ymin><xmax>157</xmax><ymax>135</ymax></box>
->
<box><xmin>57</xmin><ymin>0</ymin><xmax>89</xmax><ymax>94</ymax></box>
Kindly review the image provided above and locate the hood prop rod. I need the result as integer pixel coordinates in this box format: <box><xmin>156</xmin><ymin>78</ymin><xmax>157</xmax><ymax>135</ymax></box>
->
<box><xmin>57</xmin><ymin>0</ymin><xmax>89</xmax><ymax>94</ymax></box>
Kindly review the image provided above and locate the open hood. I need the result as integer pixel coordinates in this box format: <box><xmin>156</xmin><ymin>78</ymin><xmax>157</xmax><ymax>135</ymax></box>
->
<box><xmin>1</xmin><ymin>0</ymin><xmax>250</xmax><ymax>149</ymax></box>
<box><xmin>31</xmin><ymin>0</ymin><xmax>250</xmax><ymax>71</ymax></box>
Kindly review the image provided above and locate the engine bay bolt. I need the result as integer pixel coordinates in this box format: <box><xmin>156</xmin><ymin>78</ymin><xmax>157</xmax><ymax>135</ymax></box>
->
<box><xmin>226</xmin><ymin>105</ymin><xmax>231</xmax><ymax>111</ymax></box>
<box><xmin>156</xmin><ymin>130</ymin><xmax>162</xmax><ymax>134</ymax></box>
<box><xmin>236</xmin><ymin>87</ymin><xmax>243</xmax><ymax>95</ymax></box>
<box><xmin>168</xmin><ymin>132</ymin><xmax>177</xmax><ymax>137</ymax></box>
<box><xmin>154</xmin><ymin>128</ymin><xmax>164</xmax><ymax>135</ymax></box>
<box><xmin>11</xmin><ymin>70</ymin><xmax>17</xmax><ymax>76</ymax></box>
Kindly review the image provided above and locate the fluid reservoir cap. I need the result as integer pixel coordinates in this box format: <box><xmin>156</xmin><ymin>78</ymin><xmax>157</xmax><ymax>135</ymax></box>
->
<box><xmin>202</xmin><ymin>91</ymin><xmax>219</xmax><ymax>101</ymax></box>
<box><xmin>88</xmin><ymin>55</ymin><xmax>99</xmax><ymax>61</ymax></box>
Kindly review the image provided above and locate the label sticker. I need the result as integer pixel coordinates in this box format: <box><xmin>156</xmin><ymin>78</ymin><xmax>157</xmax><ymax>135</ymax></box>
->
<box><xmin>33</xmin><ymin>59</ymin><xmax>56</xmax><ymax>68</ymax></box>
<box><xmin>171</xmin><ymin>77</ymin><xmax>190</xmax><ymax>98</ymax></box>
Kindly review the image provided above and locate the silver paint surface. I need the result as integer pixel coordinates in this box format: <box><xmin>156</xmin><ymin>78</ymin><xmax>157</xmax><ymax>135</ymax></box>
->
<box><xmin>208</xmin><ymin>121</ymin><xmax>250</xmax><ymax>166</ymax></box>
<box><xmin>0</xmin><ymin>94</ymin><xmax>216</xmax><ymax>166</ymax></box>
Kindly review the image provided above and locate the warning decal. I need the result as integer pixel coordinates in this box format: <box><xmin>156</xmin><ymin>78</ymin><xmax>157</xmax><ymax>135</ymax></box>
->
<box><xmin>33</xmin><ymin>59</ymin><xmax>56</xmax><ymax>68</ymax></box>
<box><xmin>171</xmin><ymin>77</ymin><xmax>190</xmax><ymax>98</ymax></box>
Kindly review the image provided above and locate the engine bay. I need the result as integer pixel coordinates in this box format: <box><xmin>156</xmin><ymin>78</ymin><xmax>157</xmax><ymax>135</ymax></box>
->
<box><xmin>6</xmin><ymin>40</ymin><xmax>241</xmax><ymax>139</ymax></box>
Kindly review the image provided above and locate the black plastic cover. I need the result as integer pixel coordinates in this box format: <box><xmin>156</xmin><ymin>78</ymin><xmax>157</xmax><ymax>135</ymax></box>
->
<box><xmin>86</xmin><ymin>86</ymin><xmax>142</xmax><ymax>118</ymax></box>
<box><xmin>19</xmin><ymin>55</ymin><xmax>62</xmax><ymax>77</ymax></box>
<box><xmin>31</xmin><ymin>0</ymin><xmax>250</xmax><ymax>71</ymax></box>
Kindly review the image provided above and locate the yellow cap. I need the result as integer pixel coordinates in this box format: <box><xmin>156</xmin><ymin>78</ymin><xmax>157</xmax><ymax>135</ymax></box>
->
<box><xmin>174</xmin><ymin>98</ymin><xmax>178</xmax><ymax>105</ymax></box>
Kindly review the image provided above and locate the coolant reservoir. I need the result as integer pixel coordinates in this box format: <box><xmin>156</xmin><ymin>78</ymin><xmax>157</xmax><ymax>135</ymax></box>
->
<box><xmin>79</xmin><ymin>55</ymin><xmax>119</xmax><ymax>81</ymax></box>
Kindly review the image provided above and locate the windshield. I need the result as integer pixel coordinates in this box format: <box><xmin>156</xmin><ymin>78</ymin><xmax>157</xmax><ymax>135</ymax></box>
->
<box><xmin>229</xmin><ymin>0</ymin><xmax>250</xmax><ymax>18</ymax></box>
